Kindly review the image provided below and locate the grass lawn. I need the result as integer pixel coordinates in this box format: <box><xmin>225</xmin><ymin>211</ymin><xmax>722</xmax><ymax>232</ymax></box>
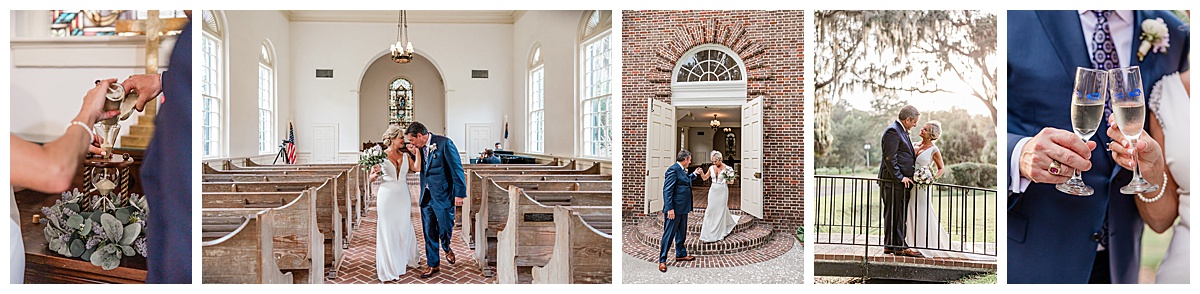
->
<box><xmin>1139</xmin><ymin>222</ymin><xmax>1177</xmax><ymax>283</ymax></box>
<box><xmin>952</xmin><ymin>273</ymin><xmax>997</xmax><ymax>284</ymax></box>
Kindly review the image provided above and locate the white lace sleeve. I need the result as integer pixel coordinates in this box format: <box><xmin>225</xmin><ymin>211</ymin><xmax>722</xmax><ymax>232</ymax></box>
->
<box><xmin>1147</xmin><ymin>72</ymin><xmax>1181</xmax><ymax>130</ymax></box>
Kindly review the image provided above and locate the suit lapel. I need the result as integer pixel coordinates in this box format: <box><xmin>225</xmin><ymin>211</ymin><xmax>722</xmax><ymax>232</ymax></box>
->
<box><xmin>1129</xmin><ymin>11</ymin><xmax>1147</xmax><ymax>68</ymax></box>
<box><xmin>1037</xmin><ymin>10</ymin><xmax>1092</xmax><ymax>79</ymax></box>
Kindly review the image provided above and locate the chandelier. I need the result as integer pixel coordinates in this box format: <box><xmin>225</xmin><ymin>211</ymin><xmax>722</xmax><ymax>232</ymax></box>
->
<box><xmin>390</xmin><ymin>10</ymin><xmax>414</xmax><ymax>63</ymax></box>
<box><xmin>709</xmin><ymin>114</ymin><xmax>721</xmax><ymax>129</ymax></box>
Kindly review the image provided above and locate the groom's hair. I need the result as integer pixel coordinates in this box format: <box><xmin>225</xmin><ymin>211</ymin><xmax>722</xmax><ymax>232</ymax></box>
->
<box><xmin>898</xmin><ymin>105</ymin><xmax>919</xmax><ymax>121</ymax></box>
<box><xmin>405</xmin><ymin>122</ymin><xmax>430</xmax><ymax>136</ymax></box>
<box><xmin>676</xmin><ymin>150</ymin><xmax>692</xmax><ymax>162</ymax></box>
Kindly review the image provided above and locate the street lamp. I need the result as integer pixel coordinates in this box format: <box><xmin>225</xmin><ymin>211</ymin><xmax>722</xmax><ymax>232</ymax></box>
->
<box><xmin>864</xmin><ymin>143</ymin><xmax>871</xmax><ymax>168</ymax></box>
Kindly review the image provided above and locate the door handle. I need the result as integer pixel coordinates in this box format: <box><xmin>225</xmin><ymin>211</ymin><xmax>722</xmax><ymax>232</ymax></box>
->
<box><xmin>754</xmin><ymin>172</ymin><xmax>762</xmax><ymax>179</ymax></box>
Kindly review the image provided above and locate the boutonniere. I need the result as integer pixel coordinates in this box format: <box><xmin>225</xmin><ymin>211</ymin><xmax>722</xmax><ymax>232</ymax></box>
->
<box><xmin>1137</xmin><ymin>18</ymin><xmax>1170</xmax><ymax>61</ymax></box>
<box><xmin>429</xmin><ymin>143</ymin><xmax>439</xmax><ymax>157</ymax></box>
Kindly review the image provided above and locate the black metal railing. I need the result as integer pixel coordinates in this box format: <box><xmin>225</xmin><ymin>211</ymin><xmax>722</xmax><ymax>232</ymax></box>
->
<box><xmin>815</xmin><ymin>175</ymin><xmax>997</xmax><ymax>258</ymax></box>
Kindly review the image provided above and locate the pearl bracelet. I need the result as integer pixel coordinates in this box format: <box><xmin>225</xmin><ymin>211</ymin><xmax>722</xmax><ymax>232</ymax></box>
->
<box><xmin>1137</xmin><ymin>171</ymin><xmax>1169</xmax><ymax>203</ymax></box>
<box><xmin>67</xmin><ymin>121</ymin><xmax>93</xmax><ymax>136</ymax></box>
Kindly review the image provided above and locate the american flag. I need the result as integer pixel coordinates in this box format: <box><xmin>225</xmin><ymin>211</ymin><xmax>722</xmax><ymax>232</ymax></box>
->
<box><xmin>286</xmin><ymin>122</ymin><xmax>297</xmax><ymax>164</ymax></box>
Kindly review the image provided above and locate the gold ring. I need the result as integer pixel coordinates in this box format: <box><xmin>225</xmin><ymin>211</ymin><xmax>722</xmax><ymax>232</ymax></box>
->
<box><xmin>1048</xmin><ymin>161</ymin><xmax>1062</xmax><ymax>175</ymax></box>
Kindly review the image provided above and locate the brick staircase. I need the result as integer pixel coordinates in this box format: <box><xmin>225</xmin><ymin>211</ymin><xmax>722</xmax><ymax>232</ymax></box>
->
<box><xmin>630</xmin><ymin>210</ymin><xmax>773</xmax><ymax>256</ymax></box>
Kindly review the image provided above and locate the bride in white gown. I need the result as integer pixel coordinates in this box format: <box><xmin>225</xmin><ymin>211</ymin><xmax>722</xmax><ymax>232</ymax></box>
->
<box><xmin>906</xmin><ymin>121</ymin><xmax>994</xmax><ymax>261</ymax></box>
<box><xmin>376</xmin><ymin>126</ymin><xmax>422</xmax><ymax>281</ymax></box>
<box><xmin>698</xmin><ymin>151</ymin><xmax>741</xmax><ymax>242</ymax></box>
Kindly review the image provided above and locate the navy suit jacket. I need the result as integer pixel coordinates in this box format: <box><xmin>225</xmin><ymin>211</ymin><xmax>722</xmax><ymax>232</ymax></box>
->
<box><xmin>140</xmin><ymin>21</ymin><xmax>191</xmax><ymax>283</ymax></box>
<box><xmin>878</xmin><ymin>120</ymin><xmax>915</xmax><ymax>184</ymax></box>
<box><xmin>1006</xmin><ymin>10</ymin><xmax>1189</xmax><ymax>284</ymax></box>
<box><xmin>662</xmin><ymin>163</ymin><xmax>696</xmax><ymax>215</ymax></box>
<box><xmin>418</xmin><ymin>134</ymin><xmax>466</xmax><ymax>211</ymax></box>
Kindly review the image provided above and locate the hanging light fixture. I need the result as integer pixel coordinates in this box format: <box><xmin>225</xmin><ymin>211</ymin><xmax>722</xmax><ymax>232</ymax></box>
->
<box><xmin>390</xmin><ymin>10</ymin><xmax>414</xmax><ymax>63</ymax></box>
<box><xmin>709</xmin><ymin>114</ymin><xmax>721</xmax><ymax>129</ymax></box>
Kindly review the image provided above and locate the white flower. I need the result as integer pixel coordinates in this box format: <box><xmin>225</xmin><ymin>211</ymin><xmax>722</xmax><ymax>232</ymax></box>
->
<box><xmin>1137</xmin><ymin>18</ymin><xmax>1170</xmax><ymax>61</ymax></box>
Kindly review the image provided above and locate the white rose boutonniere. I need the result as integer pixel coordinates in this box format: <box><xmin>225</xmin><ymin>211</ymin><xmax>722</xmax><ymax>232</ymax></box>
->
<box><xmin>1137</xmin><ymin>18</ymin><xmax>1170</xmax><ymax>61</ymax></box>
<box><xmin>429</xmin><ymin>143</ymin><xmax>439</xmax><ymax>158</ymax></box>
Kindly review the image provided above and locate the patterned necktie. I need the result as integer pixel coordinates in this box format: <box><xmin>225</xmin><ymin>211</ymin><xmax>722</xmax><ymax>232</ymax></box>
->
<box><xmin>1091</xmin><ymin>10</ymin><xmax>1118</xmax><ymax>132</ymax></box>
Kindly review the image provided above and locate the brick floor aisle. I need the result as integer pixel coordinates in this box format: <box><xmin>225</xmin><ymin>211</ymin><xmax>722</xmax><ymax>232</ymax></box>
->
<box><xmin>330</xmin><ymin>174</ymin><xmax>495</xmax><ymax>284</ymax></box>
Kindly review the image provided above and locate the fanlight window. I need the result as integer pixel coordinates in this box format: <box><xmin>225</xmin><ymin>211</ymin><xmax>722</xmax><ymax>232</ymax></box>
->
<box><xmin>675</xmin><ymin>49</ymin><xmax>743</xmax><ymax>82</ymax></box>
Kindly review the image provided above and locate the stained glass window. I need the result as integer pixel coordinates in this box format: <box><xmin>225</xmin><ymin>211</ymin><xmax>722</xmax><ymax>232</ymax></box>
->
<box><xmin>389</xmin><ymin>78</ymin><xmax>415</xmax><ymax>128</ymax></box>
<box><xmin>50</xmin><ymin>10</ymin><xmax>187</xmax><ymax>37</ymax></box>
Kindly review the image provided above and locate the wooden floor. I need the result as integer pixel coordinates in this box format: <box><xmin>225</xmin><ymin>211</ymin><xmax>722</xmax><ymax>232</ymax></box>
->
<box><xmin>328</xmin><ymin>174</ymin><xmax>495</xmax><ymax>284</ymax></box>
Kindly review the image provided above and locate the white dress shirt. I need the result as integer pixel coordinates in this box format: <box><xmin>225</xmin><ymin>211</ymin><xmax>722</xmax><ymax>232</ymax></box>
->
<box><xmin>1009</xmin><ymin>10</ymin><xmax>1134</xmax><ymax>193</ymax></box>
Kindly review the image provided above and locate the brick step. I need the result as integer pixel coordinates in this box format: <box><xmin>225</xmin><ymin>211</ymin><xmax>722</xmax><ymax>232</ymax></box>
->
<box><xmin>632</xmin><ymin>215</ymin><xmax>774</xmax><ymax>256</ymax></box>
<box><xmin>650</xmin><ymin>209</ymin><xmax>755</xmax><ymax>235</ymax></box>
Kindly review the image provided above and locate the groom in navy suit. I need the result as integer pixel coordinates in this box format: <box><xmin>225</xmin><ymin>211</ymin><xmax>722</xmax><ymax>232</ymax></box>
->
<box><xmin>879</xmin><ymin>105</ymin><xmax>923</xmax><ymax>258</ymax></box>
<box><xmin>405</xmin><ymin>122</ymin><xmax>466</xmax><ymax>279</ymax></box>
<box><xmin>1007</xmin><ymin>10</ymin><xmax>1188</xmax><ymax>283</ymax></box>
<box><xmin>658</xmin><ymin>150</ymin><xmax>701</xmax><ymax>273</ymax></box>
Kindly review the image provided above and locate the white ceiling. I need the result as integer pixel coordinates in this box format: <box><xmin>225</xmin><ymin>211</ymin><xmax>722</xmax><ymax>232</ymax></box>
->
<box><xmin>286</xmin><ymin>10</ymin><xmax>520</xmax><ymax>24</ymax></box>
<box><xmin>676</xmin><ymin>107</ymin><xmax>741</xmax><ymax>126</ymax></box>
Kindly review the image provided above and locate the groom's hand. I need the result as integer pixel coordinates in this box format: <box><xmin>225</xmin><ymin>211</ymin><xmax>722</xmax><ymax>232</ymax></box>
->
<box><xmin>454</xmin><ymin>197</ymin><xmax>464</xmax><ymax>206</ymax></box>
<box><xmin>667</xmin><ymin>210</ymin><xmax>675</xmax><ymax>220</ymax></box>
<box><xmin>1019</xmin><ymin>128</ymin><xmax>1096</xmax><ymax>184</ymax></box>
<box><xmin>901</xmin><ymin>177</ymin><xmax>914</xmax><ymax>188</ymax></box>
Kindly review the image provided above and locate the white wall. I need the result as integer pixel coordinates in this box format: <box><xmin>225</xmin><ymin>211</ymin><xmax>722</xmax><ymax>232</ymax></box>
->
<box><xmin>289</xmin><ymin>21</ymin><xmax>513</xmax><ymax>156</ymax></box>
<box><xmin>511</xmin><ymin>11</ymin><xmax>585</xmax><ymax>157</ymax></box>
<box><xmin>9</xmin><ymin>10</ymin><xmax>175</xmax><ymax>144</ymax></box>
<box><xmin>358</xmin><ymin>53</ymin><xmax>446</xmax><ymax>144</ymax></box>
<box><xmin>223</xmin><ymin>10</ymin><xmax>291</xmax><ymax>159</ymax></box>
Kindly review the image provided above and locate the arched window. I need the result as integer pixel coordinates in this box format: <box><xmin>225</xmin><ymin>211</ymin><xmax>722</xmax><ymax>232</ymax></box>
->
<box><xmin>201</xmin><ymin>10</ymin><xmax>226</xmax><ymax>158</ymax></box>
<box><xmin>670</xmin><ymin>45</ymin><xmax>748</xmax><ymax>106</ymax></box>
<box><xmin>579</xmin><ymin>10</ymin><xmax>612</xmax><ymax>159</ymax></box>
<box><xmin>389</xmin><ymin>78</ymin><xmax>414</xmax><ymax>128</ymax></box>
<box><xmin>258</xmin><ymin>41</ymin><xmax>276</xmax><ymax>154</ymax></box>
<box><xmin>527</xmin><ymin>46</ymin><xmax>545</xmax><ymax>153</ymax></box>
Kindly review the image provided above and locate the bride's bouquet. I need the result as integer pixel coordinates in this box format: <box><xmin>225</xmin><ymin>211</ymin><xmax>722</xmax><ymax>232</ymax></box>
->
<box><xmin>359</xmin><ymin>145</ymin><xmax>387</xmax><ymax>176</ymax></box>
<box><xmin>913</xmin><ymin>166</ymin><xmax>934</xmax><ymax>185</ymax></box>
<box><xmin>721</xmin><ymin>167</ymin><xmax>737</xmax><ymax>184</ymax></box>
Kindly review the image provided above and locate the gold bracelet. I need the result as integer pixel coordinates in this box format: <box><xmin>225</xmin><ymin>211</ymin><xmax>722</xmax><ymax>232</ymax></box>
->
<box><xmin>67</xmin><ymin>121</ymin><xmax>93</xmax><ymax>136</ymax></box>
<box><xmin>1137</xmin><ymin>170</ymin><xmax>1169</xmax><ymax>203</ymax></box>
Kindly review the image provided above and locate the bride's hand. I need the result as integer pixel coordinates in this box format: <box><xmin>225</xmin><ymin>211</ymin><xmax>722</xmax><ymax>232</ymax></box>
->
<box><xmin>405</xmin><ymin>143</ymin><xmax>419</xmax><ymax>155</ymax></box>
<box><xmin>935</xmin><ymin>169</ymin><xmax>944</xmax><ymax>178</ymax></box>
<box><xmin>1106</xmin><ymin>116</ymin><xmax>1164</xmax><ymax>173</ymax></box>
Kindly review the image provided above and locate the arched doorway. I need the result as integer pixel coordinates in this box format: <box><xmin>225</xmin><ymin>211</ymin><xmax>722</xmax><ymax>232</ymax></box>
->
<box><xmin>357</xmin><ymin>52</ymin><xmax>447</xmax><ymax>145</ymax></box>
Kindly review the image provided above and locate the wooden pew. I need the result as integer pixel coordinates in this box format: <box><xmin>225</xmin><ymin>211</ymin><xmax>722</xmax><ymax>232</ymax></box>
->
<box><xmin>464</xmin><ymin>159</ymin><xmax>575</xmax><ymax>170</ymax></box>
<box><xmin>462</xmin><ymin>157</ymin><xmax>560</xmax><ymax>168</ymax></box>
<box><xmin>202</xmin><ymin>181</ymin><xmax>343</xmax><ymax>271</ymax></box>
<box><xmin>461</xmin><ymin>172</ymin><xmax>611</xmax><ymax>248</ymax></box>
<box><xmin>201</xmin><ymin>209</ymin><xmax>294</xmax><ymax>284</ymax></box>
<box><xmin>495</xmin><ymin>186</ymin><xmax>611</xmax><ymax>283</ymax></box>
<box><xmin>224</xmin><ymin>162</ymin><xmax>363</xmax><ymax>225</ymax></box>
<box><xmin>202</xmin><ymin>190</ymin><xmax>324</xmax><ymax>284</ymax></box>
<box><xmin>474</xmin><ymin>179</ymin><xmax>610</xmax><ymax>277</ymax></box>
<box><xmin>531</xmin><ymin>206</ymin><xmax>612</xmax><ymax>284</ymax></box>
<box><xmin>203</xmin><ymin>169</ymin><xmax>356</xmax><ymax>247</ymax></box>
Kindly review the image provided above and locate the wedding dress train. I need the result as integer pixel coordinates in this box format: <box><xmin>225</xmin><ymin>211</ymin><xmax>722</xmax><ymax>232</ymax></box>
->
<box><xmin>699</xmin><ymin>165</ymin><xmax>741</xmax><ymax>242</ymax></box>
<box><xmin>376</xmin><ymin>157</ymin><xmax>421</xmax><ymax>281</ymax></box>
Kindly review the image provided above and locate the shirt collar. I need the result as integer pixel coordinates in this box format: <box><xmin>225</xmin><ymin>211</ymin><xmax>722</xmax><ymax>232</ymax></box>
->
<box><xmin>1078</xmin><ymin>10</ymin><xmax>1133</xmax><ymax>24</ymax></box>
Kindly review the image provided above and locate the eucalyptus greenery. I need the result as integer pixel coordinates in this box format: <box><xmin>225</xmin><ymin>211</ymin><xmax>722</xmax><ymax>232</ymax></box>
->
<box><xmin>40</xmin><ymin>189</ymin><xmax>149</xmax><ymax>270</ymax></box>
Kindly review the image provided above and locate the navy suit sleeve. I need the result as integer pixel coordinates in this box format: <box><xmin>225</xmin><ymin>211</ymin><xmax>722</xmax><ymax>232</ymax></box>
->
<box><xmin>663</xmin><ymin>166</ymin><xmax>676</xmax><ymax>213</ymax></box>
<box><xmin>1006</xmin><ymin>132</ymin><xmax>1028</xmax><ymax>211</ymax></box>
<box><xmin>442</xmin><ymin>138</ymin><xmax>467</xmax><ymax>198</ymax></box>
<box><xmin>881</xmin><ymin>128</ymin><xmax>904</xmax><ymax>182</ymax></box>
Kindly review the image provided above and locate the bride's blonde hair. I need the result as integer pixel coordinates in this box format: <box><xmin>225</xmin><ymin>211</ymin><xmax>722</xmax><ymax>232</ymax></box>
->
<box><xmin>925</xmin><ymin>121</ymin><xmax>942</xmax><ymax>142</ymax></box>
<box><xmin>710</xmin><ymin>150</ymin><xmax>723</xmax><ymax>163</ymax></box>
<box><xmin>382</xmin><ymin>124</ymin><xmax>403</xmax><ymax>147</ymax></box>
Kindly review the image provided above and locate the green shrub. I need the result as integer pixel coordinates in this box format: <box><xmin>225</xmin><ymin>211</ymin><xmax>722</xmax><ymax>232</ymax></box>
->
<box><xmin>944</xmin><ymin>162</ymin><xmax>997</xmax><ymax>188</ymax></box>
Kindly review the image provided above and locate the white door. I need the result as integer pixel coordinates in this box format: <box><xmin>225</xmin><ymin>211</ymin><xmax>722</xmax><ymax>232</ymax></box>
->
<box><xmin>465</xmin><ymin>123</ymin><xmax>494</xmax><ymax>160</ymax></box>
<box><xmin>312</xmin><ymin>124</ymin><xmax>338</xmax><ymax>163</ymax></box>
<box><xmin>645</xmin><ymin>99</ymin><xmax>675</xmax><ymax>214</ymax></box>
<box><xmin>740</xmin><ymin>97</ymin><xmax>764</xmax><ymax>218</ymax></box>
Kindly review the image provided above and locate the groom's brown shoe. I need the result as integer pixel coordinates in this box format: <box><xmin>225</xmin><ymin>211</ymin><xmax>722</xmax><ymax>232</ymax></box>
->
<box><xmin>419</xmin><ymin>266</ymin><xmax>440</xmax><ymax>279</ymax></box>
<box><xmin>674</xmin><ymin>256</ymin><xmax>695</xmax><ymax>262</ymax></box>
<box><xmin>658</xmin><ymin>262</ymin><xmax>667</xmax><ymax>273</ymax></box>
<box><xmin>445</xmin><ymin>249</ymin><xmax>456</xmax><ymax>265</ymax></box>
<box><xmin>895</xmin><ymin>249</ymin><xmax>925</xmax><ymax>258</ymax></box>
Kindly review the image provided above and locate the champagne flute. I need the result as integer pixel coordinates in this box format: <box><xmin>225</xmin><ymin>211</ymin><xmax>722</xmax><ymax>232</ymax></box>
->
<box><xmin>1109</xmin><ymin>66</ymin><xmax>1158</xmax><ymax>194</ymax></box>
<box><xmin>1056</xmin><ymin>68</ymin><xmax>1106</xmax><ymax>196</ymax></box>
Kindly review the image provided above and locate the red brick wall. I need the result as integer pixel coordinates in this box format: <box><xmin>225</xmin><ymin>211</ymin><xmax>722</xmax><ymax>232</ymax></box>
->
<box><xmin>621</xmin><ymin>10</ymin><xmax>805</xmax><ymax>232</ymax></box>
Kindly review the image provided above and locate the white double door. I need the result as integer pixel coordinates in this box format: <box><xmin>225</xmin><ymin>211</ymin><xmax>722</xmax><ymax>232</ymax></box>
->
<box><xmin>644</xmin><ymin>97</ymin><xmax>764</xmax><ymax>219</ymax></box>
